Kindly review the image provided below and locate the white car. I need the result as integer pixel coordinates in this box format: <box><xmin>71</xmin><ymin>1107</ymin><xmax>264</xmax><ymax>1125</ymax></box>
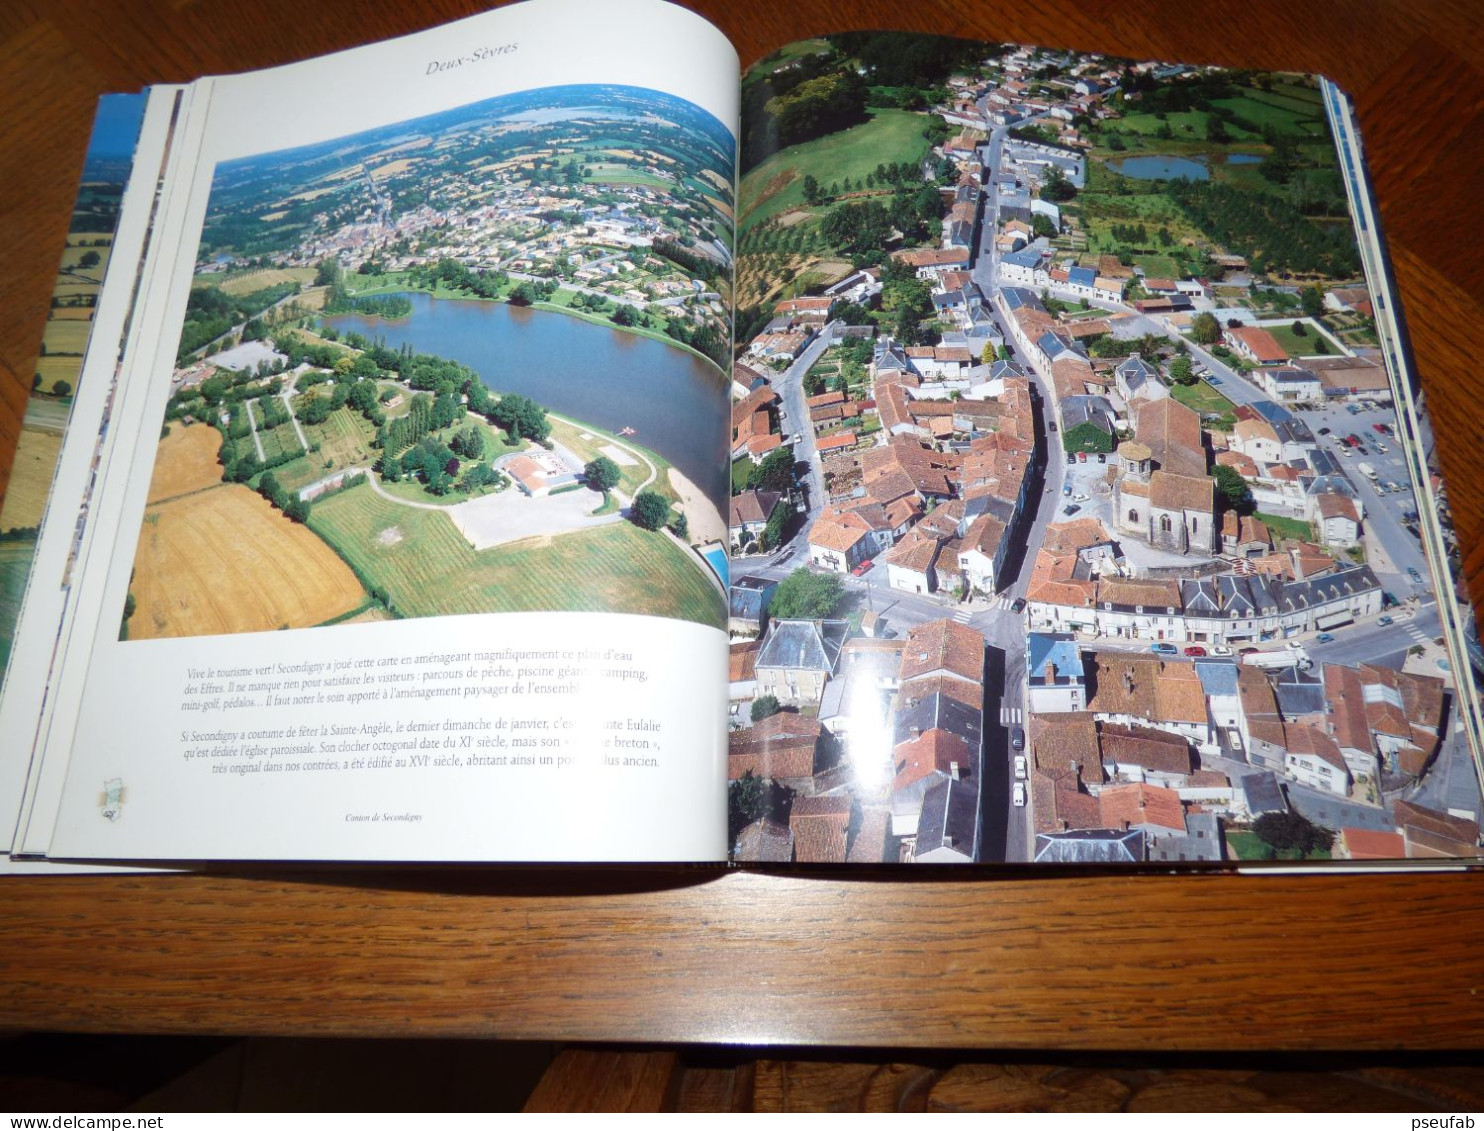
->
<box><xmin>1013</xmin><ymin>755</ymin><xmax>1027</xmax><ymax>780</ymax></box>
<box><xmin>1210</xmin><ymin>645</ymin><xmax>1233</xmax><ymax>657</ymax></box>
<box><xmin>1012</xmin><ymin>782</ymin><xmax>1027</xmax><ymax>807</ymax></box>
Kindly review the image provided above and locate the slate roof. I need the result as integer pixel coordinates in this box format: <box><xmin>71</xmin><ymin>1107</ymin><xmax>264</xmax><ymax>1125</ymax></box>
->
<box><xmin>1034</xmin><ymin>828</ymin><xmax>1144</xmax><ymax>863</ymax></box>
<box><xmin>756</xmin><ymin>619</ymin><xmax>847</xmax><ymax>674</ymax></box>
<box><xmin>1240</xmin><ymin>771</ymin><xmax>1287</xmax><ymax>814</ymax></box>
<box><xmin>894</xmin><ymin>691</ymin><xmax>983</xmax><ymax>749</ymax></box>
<box><xmin>916</xmin><ymin>777</ymin><xmax>980</xmax><ymax>861</ymax></box>
<box><xmin>1027</xmin><ymin>633</ymin><xmax>1084</xmax><ymax>683</ymax></box>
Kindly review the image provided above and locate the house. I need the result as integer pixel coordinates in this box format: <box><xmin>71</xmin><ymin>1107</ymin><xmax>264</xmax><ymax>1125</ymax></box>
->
<box><xmin>1034</xmin><ymin>828</ymin><xmax>1144</xmax><ymax>863</ymax></box>
<box><xmin>1098</xmin><ymin>782</ymin><xmax>1186</xmax><ymax>834</ymax></box>
<box><xmin>1026</xmin><ymin>634</ymin><xmax>1086</xmax><ymax>713</ymax></box>
<box><xmin>912</xmin><ymin>776</ymin><xmax>979</xmax><ymax>863</ymax></box>
<box><xmin>1261</xmin><ymin>365</ymin><xmax>1322</xmax><ymax>403</ymax></box>
<box><xmin>789</xmin><ymin>795</ymin><xmax>853</xmax><ymax>863</ymax></box>
<box><xmin>881</xmin><ymin>527</ymin><xmax>941</xmax><ymax>595</ymax></box>
<box><xmin>808</xmin><ymin>509</ymin><xmax>873</xmax><ymax>572</ymax></box>
<box><xmin>1059</xmin><ymin>395</ymin><xmax>1117</xmax><ymax>453</ymax></box>
<box><xmin>729</xmin><ymin>575</ymin><xmax>777</xmax><ymax>637</ymax></box>
<box><xmin>1315</xmin><ymin>493</ymin><xmax>1361</xmax><ymax>548</ymax></box>
<box><xmin>728</xmin><ymin>711</ymin><xmax>822</xmax><ymax>782</ymax></box>
<box><xmin>753</xmin><ymin>619</ymin><xmax>847</xmax><ymax>707</ymax></box>
<box><xmin>1115</xmin><ymin>356</ymin><xmax>1165</xmax><ymax>404</ymax></box>
<box><xmin>732</xmin><ymin>818</ymin><xmax>794</xmax><ymax>863</ymax></box>
<box><xmin>728</xmin><ymin>640</ymin><xmax>760</xmax><ymax>713</ymax></box>
<box><xmin>728</xmin><ymin>490</ymin><xmax>782</xmax><ymax>550</ymax></box>
<box><xmin>1146</xmin><ymin>810</ymin><xmax>1224</xmax><ymax>862</ymax></box>
<box><xmin>1223</xmin><ymin>325</ymin><xmax>1288</xmax><ymax>366</ymax></box>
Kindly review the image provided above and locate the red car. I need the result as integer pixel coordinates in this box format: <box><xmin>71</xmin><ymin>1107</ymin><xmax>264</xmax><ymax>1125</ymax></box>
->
<box><xmin>851</xmin><ymin>559</ymin><xmax>875</xmax><ymax>576</ymax></box>
<box><xmin>1183</xmin><ymin>645</ymin><xmax>1207</xmax><ymax>657</ymax></box>
<box><xmin>1347</xmin><ymin>434</ymin><xmax>1363</xmax><ymax>446</ymax></box>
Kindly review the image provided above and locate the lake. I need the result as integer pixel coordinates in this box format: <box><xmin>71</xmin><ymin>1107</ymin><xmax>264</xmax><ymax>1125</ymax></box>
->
<box><xmin>323</xmin><ymin>291</ymin><xmax>729</xmax><ymax>505</ymax></box>
<box><xmin>1110</xmin><ymin>155</ymin><xmax>1209</xmax><ymax>181</ymax></box>
<box><xmin>1226</xmin><ymin>153</ymin><xmax>1263</xmax><ymax>165</ymax></box>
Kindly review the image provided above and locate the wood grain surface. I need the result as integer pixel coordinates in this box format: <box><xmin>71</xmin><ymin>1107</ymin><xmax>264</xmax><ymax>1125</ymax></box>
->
<box><xmin>1</xmin><ymin>0</ymin><xmax>1482</xmax><ymax>1048</ymax></box>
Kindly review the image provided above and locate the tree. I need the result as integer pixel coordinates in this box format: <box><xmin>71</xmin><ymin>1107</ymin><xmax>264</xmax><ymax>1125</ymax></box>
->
<box><xmin>508</xmin><ymin>281</ymin><xmax>538</xmax><ymax>306</ymax></box>
<box><xmin>763</xmin><ymin>504</ymin><xmax>788</xmax><ymax>551</ymax></box>
<box><xmin>746</xmin><ymin>444</ymin><xmax>797</xmax><ymax>493</ymax></box>
<box><xmin>1168</xmin><ymin>356</ymin><xmax>1195</xmax><ymax>385</ymax></box>
<box><xmin>630</xmin><ymin>489</ymin><xmax>670</xmax><ymax>531</ymax></box>
<box><xmin>52</xmin><ymin>379</ymin><xmax>72</xmax><ymax>397</ymax></box>
<box><xmin>1300</xmin><ymin>284</ymin><xmax>1325</xmax><ymax>320</ymax></box>
<box><xmin>79</xmin><ymin>250</ymin><xmax>101</xmax><ymax>269</ymax></box>
<box><xmin>1291</xmin><ymin>320</ymin><xmax>1307</xmax><ymax>337</ymax></box>
<box><xmin>489</xmin><ymin>393</ymin><xmax>549</xmax><ymax>442</ymax></box>
<box><xmin>1031</xmin><ymin>213</ymin><xmax>1058</xmax><ymax>239</ymax></box>
<box><xmin>671</xmin><ymin>512</ymin><xmax>689</xmax><ymax>541</ymax></box>
<box><xmin>583</xmin><ymin>455</ymin><xmax>621</xmax><ymax>494</ymax></box>
<box><xmin>1040</xmin><ymin>166</ymin><xmax>1077</xmax><ymax>202</ymax></box>
<box><xmin>769</xmin><ymin>567</ymin><xmax>844</xmax><ymax>620</ymax></box>
<box><xmin>802</xmin><ymin>174</ymin><xmax>824</xmax><ymax>206</ymax></box>
<box><xmin>751</xmin><ymin>694</ymin><xmax>781</xmax><ymax>722</ymax></box>
<box><xmin>1252</xmin><ymin>810</ymin><xmax>1335</xmax><ymax>858</ymax></box>
<box><xmin>1212</xmin><ymin>464</ymin><xmax>1255</xmax><ymax>515</ymax></box>
<box><xmin>1191</xmin><ymin>311</ymin><xmax>1221</xmax><ymax>345</ymax></box>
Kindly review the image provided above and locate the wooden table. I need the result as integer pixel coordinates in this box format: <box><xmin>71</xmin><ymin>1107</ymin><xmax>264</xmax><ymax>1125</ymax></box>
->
<box><xmin>1</xmin><ymin>0</ymin><xmax>1482</xmax><ymax>1050</ymax></box>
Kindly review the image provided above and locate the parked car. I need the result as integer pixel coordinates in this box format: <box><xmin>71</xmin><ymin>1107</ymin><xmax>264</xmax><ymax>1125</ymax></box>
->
<box><xmin>1377</xmin><ymin>444</ymin><xmax>1388</xmax><ymax>453</ymax></box>
<box><xmin>1066</xmin><ymin>452</ymin><xmax>1077</xmax><ymax>466</ymax></box>
<box><xmin>1371</xmin><ymin>423</ymin><xmax>1387</xmax><ymax>434</ymax></box>
<box><xmin>1347</xmin><ymin>434</ymin><xmax>1363</xmax><ymax>446</ymax></box>
<box><xmin>1150</xmin><ymin>642</ymin><xmax>1179</xmax><ymax>655</ymax></box>
<box><xmin>1347</xmin><ymin>403</ymin><xmax>1362</xmax><ymax>414</ymax></box>
<box><xmin>1096</xmin><ymin>453</ymin><xmax>1106</xmax><ymax>464</ymax></box>
<box><xmin>1408</xmin><ymin>567</ymin><xmax>1424</xmax><ymax>584</ymax></box>
<box><xmin>1013</xmin><ymin>782</ymin><xmax>1026</xmax><ymax>807</ymax></box>
<box><xmin>1239</xmin><ymin>646</ymin><xmax>1260</xmax><ymax>656</ymax></box>
<box><xmin>1063</xmin><ymin>484</ymin><xmax>1073</xmax><ymax>496</ymax></box>
<box><xmin>1062</xmin><ymin>504</ymin><xmax>1081</xmax><ymax>516</ymax></box>
<box><xmin>1183</xmin><ymin>645</ymin><xmax>1207</xmax><ymax>657</ymax></box>
<box><xmin>1049</xmin><ymin>421</ymin><xmax>1058</xmax><ymax>432</ymax></box>
<box><xmin>1014</xmin><ymin>755</ymin><xmax>1028</xmax><ymax>781</ymax></box>
<box><xmin>1378</xmin><ymin>615</ymin><xmax>1394</xmax><ymax>626</ymax></box>
<box><xmin>1317</xmin><ymin>427</ymin><xmax>1331</xmax><ymax>436</ymax></box>
<box><xmin>851</xmin><ymin>559</ymin><xmax>874</xmax><ymax>576</ymax></box>
<box><xmin>1011</xmin><ymin>726</ymin><xmax>1025</xmax><ymax>750</ymax></box>
<box><xmin>1072</xmin><ymin>492</ymin><xmax>1088</xmax><ymax>502</ymax></box>
<box><xmin>1077</xmin><ymin>451</ymin><xmax>1087</xmax><ymax>463</ymax></box>
<box><xmin>1316</xmin><ymin>632</ymin><xmax>1336</xmax><ymax>644</ymax></box>
<box><xmin>1355</xmin><ymin>444</ymin><xmax>1368</xmax><ymax>456</ymax></box>
<box><xmin>1010</xmin><ymin>597</ymin><xmax>1026</xmax><ymax>614</ymax></box>
<box><xmin>1211</xmin><ymin>645</ymin><xmax>1233</xmax><ymax>657</ymax></box>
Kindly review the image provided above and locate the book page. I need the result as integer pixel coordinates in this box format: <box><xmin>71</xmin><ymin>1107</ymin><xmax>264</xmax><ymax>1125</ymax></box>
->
<box><xmin>38</xmin><ymin>0</ymin><xmax>739</xmax><ymax>862</ymax></box>
<box><xmin>724</xmin><ymin>33</ymin><xmax>1484</xmax><ymax>866</ymax></box>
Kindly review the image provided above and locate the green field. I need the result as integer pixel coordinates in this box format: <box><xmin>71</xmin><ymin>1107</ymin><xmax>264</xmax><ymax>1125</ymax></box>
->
<box><xmin>34</xmin><ymin>356</ymin><xmax>83</xmax><ymax>394</ymax></box>
<box><xmin>739</xmin><ymin>108</ymin><xmax>931</xmax><ymax>234</ymax></box>
<box><xmin>1169</xmin><ymin>380</ymin><xmax>1238</xmax><ymax>429</ymax></box>
<box><xmin>1255</xmin><ymin>511</ymin><xmax>1315</xmax><ymax>542</ymax></box>
<box><xmin>545</xmin><ymin>415</ymin><xmax>668</xmax><ymax>502</ymax></box>
<box><xmin>1130</xmin><ymin>255</ymin><xmax>1182</xmax><ymax>279</ymax></box>
<box><xmin>308</xmin><ymin>486</ymin><xmax>722</xmax><ymax>627</ymax></box>
<box><xmin>1262</xmin><ymin>321</ymin><xmax>1341</xmax><ymax>358</ymax></box>
<box><xmin>0</xmin><ymin>538</ymin><xmax>37</xmax><ymax>672</ymax></box>
<box><xmin>747</xmin><ymin>38</ymin><xmax>830</xmax><ymax>80</ymax></box>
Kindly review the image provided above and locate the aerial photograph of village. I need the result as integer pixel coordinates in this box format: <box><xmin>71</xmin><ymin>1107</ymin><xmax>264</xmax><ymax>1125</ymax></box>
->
<box><xmin>122</xmin><ymin>83</ymin><xmax>734</xmax><ymax>641</ymax></box>
<box><xmin>723</xmin><ymin>33</ymin><xmax>1484</xmax><ymax>865</ymax></box>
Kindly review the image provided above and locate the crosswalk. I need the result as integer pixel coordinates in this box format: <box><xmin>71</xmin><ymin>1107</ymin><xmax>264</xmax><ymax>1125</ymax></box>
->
<box><xmin>999</xmin><ymin>705</ymin><xmax>1023</xmax><ymax>726</ymax></box>
<box><xmin>1402</xmin><ymin>622</ymin><xmax>1433</xmax><ymax>647</ymax></box>
<box><xmin>952</xmin><ymin>607</ymin><xmax>974</xmax><ymax>624</ymax></box>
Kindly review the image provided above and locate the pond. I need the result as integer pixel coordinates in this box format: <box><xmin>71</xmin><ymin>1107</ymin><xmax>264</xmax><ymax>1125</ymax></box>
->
<box><xmin>1110</xmin><ymin>154</ymin><xmax>1210</xmax><ymax>181</ymax></box>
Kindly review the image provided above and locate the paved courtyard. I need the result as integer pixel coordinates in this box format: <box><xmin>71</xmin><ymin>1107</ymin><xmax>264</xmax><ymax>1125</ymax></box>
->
<box><xmin>446</xmin><ymin>484</ymin><xmax>621</xmax><ymax>550</ymax></box>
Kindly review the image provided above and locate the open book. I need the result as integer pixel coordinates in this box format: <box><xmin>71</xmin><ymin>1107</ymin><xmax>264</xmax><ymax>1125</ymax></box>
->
<box><xmin>2</xmin><ymin>0</ymin><xmax>1480</xmax><ymax>867</ymax></box>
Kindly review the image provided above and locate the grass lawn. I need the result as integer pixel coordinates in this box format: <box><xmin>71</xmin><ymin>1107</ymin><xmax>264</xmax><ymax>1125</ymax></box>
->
<box><xmin>739</xmin><ymin>108</ymin><xmax>931</xmax><ymax>234</ymax></box>
<box><xmin>545</xmin><ymin>414</ymin><xmax>670</xmax><ymax>502</ymax></box>
<box><xmin>1225</xmin><ymin>829</ymin><xmax>1331</xmax><ymax>861</ymax></box>
<box><xmin>731</xmin><ymin>458</ymin><xmax>753</xmax><ymax>493</ymax></box>
<box><xmin>1255</xmin><ymin>511</ymin><xmax>1315</xmax><ymax>542</ymax></box>
<box><xmin>377</xmin><ymin>474</ymin><xmax>507</xmax><ymax>508</ymax></box>
<box><xmin>1262</xmin><ymin>321</ymin><xmax>1341</xmax><ymax>358</ymax></box>
<box><xmin>309</xmin><ymin>487</ymin><xmax>723</xmax><ymax>628</ymax></box>
<box><xmin>1169</xmin><ymin>379</ymin><xmax>1237</xmax><ymax>428</ymax></box>
<box><xmin>1131</xmin><ymin>254</ymin><xmax>1182</xmax><ymax>278</ymax></box>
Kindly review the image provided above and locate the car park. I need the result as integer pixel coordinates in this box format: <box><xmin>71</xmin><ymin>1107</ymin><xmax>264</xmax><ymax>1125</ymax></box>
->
<box><xmin>1150</xmin><ymin>642</ymin><xmax>1179</xmax><ymax>655</ymax></box>
<box><xmin>1013</xmin><ymin>782</ymin><xmax>1026</xmax><ymax>807</ymax></box>
<box><xmin>1014</xmin><ymin>755</ymin><xmax>1028</xmax><ymax>781</ymax></box>
<box><xmin>1316</xmin><ymin>632</ymin><xmax>1336</xmax><ymax>644</ymax></box>
<box><xmin>1183</xmin><ymin>645</ymin><xmax>1207</xmax><ymax>657</ymax></box>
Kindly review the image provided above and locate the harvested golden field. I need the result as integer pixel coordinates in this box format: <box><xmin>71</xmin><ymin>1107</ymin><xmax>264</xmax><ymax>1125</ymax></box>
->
<box><xmin>128</xmin><ymin>485</ymin><xmax>364</xmax><ymax>640</ymax></box>
<box><xmin>49</xmin><ymin>308</ymin><xmax>93</xmax><ymax>320</ymax></box>
<box><xmin>147</xmin><ymin>424</ymin><xmax>225</xmax><ymax>504</ymax></box>
<box><xmin>42</xmin><ymin>319</ymin><xmax>93</xmax><ymax>355</ymax></box>
<box><xmin>368</xmin><ymin>158</ymin><xmax>417</xmax><ymax>179</ymax></box>
<box><xmin>0</xmin><ymin>425</ymin><xmax>63</xmax><ymax>530</ymax></box>
<box><xmin>218</xmin><ymin>266</ymin><xmax>315</xmax><ymax>296</ymax></box>
<box><xmin>34</xmin><ymin>357</ymin><xmax>83</xmax><ymax>394</ymax></box>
